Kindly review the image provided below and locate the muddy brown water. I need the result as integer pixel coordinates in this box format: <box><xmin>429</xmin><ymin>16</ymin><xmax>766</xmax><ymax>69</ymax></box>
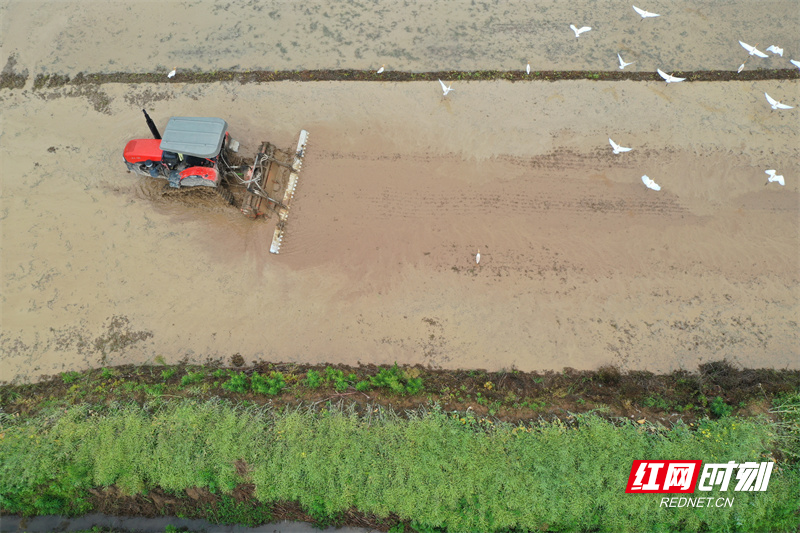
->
<box><xmin>1</xmin><ymin>1</ymin><xmax>799</xmax><ymax>384</ymax></box>
<box><xmin>2</xmin><ymin>79</ymin><xmax>797</xmax><ymax>384</ymax></box>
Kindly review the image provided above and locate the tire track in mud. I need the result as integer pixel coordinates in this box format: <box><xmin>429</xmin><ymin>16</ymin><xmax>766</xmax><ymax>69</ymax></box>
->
<box><xmin>281</xmin><ymin>137</ymin><xmax>799</xmax><ymax>268</ymax></box>
<box><xmin>330</xmin><ymin>192</ymin><xmax>689</xmax><ymax>226</ymax></box>
<box><xmin>316</xmin><ymin>148</ymin><xmax>643</xmax><ymax>170</ymax></box>
<box><xmin>349</xmin><ymin>188</ymin><xmax>688</xmax><ymax>218</ymax></box>
<box><xmin>279</xmin><ymin>147</ymin><xmax>692</xmax><ymax>268</ymax></box>
<box><xmin>291</xmin><ymin>149</ymin><xmax>688</xmax><ymax>221</ymax></box>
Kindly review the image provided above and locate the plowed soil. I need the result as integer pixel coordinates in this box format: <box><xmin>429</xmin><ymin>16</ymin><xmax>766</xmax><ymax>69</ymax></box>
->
<box><xmin>1</xmin><ymin>0</ymin><xmax>798</xmax><ymax>384</ymax></box>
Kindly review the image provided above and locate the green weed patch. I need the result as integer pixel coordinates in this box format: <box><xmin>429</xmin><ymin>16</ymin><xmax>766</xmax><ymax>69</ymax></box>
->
<box><xmin>370</xmin><ymin>364</ymin><xmax>424</xmax><ymax>395</ymax></box>
<box><xmin>3</xmin><ymin>361</ymin><xmax>799</xmax><ymax>428</ymax></box>
<box><xmin>1</xmin><ymin>400</ymin><xmax>798</xmax><ymax>532</ymax></box>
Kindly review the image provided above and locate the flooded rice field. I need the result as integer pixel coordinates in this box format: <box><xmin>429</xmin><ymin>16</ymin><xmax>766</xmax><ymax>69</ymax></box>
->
<box><xmin>1</xmin><ymin>0</ymin><xmax>798</xmax><ymax>383</ymax></box>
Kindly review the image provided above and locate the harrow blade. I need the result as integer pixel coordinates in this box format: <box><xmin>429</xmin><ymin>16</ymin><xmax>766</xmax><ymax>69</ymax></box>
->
<box><xmin>270</xmin><ymin>130</ymin><xmax>309</xmax><ymax>254</ymax></box>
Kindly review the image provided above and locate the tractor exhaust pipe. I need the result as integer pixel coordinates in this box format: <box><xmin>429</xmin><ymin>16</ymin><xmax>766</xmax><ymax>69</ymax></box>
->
<box><xmin>142</xmin><ymin>109</ymin><xmax>161</xmax><ymax>140</ymax></box>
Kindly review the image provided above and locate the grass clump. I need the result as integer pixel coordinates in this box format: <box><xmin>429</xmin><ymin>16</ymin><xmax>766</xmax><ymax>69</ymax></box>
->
<box><xmin>709</xmin><ymin>396</ymin><xmax>734</xmax><ymax>418</ymax></box>
<box><xmin>304</xmin><ymin>369</ymin><xmax>323</xmax><ymax>389</ymax></box>
<box><xmin>772</xmin><ymin>391</ymin><xmax>800</xmax><ymax>461</ymax></box>
<box><xmin>203</xmin><ymin>493</ymin><xmax>273</xmax><ymax>526</ymax></box>
<box><xmin>180</xmin><ymin>371</ymin><xmax>204</xmax><ymax>388</ymax></box>
<box><xmin>642</xmin><ymin>394</ymin><xmax>670</xmax><ymax>410</ymax></box>
<box><xmin>250</xmin><ymin>372</ymin><xmax>285</xmax><ymax>396</ymax></box>
<box><xmin>221</xmin><ymin>372</ymin><xmax>249</xmax><ymax>393</ymax></box>
<box><xmin>324</xmin><ymin>367</ymin><xmax>352</xmax><ymax>392</ymax></box>
<box><xmin>370</xmin><ymin>364</ymin><xmax>423</xmax><ymax>395</ymax></box>
<box><xmin>142</xmin><ymin>383</ymin><xmax>164</xmax><ymax>397</ymax></box>
<box><xmin>61</xmin><ymin>371</ymin><xmax>82</xmax><ymax>384</ymax></box>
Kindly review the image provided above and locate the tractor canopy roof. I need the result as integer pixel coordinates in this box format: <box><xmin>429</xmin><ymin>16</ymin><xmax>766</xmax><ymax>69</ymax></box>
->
<box><xmin>159</xmin><ymin>117</ymin><xmax>228</xmax><ymax>158</ymax></box>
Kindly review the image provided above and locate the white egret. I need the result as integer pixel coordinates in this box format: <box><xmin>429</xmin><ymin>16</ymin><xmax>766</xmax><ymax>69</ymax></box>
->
<box><xmin>609</xmin><ymin>138</ymin><xmax>632</xmax><ymax>154</ymax></box>
<box><xmin>657</xmin><ymin>69</ymin><xmax>685</xmax><ymax>83</ymax></box>
<box><xmin>476</xmin><ymin>250</ymin><xmax>481</xmax><ymax>264</ymax></box>
<box><xmin>765</xmin><ymin>169</ymin><xmax>785</xmax><ymax>186</ymax></box>
<box><xmin>739</xmin><ymin>41</ymin><xmax>768</xmax><ymax>58</ymax></box>
<box><xmin>526</xmin><ymin>61</ymin><xmax>531</xmax><ymax>75</ymax></box>
<box><xmin>766</xmin><ymin>45</ymin><xmax>783</xmax><ymax>57</ymax></box>
<box><xmin>737</xmin><ymin>42</ymin><xmax>768</xmax><ymax>73</ymax></box>
<box><xmin>376</xmin><ymin>64</ymin><xmax>385</xmax><ymax>74</ymax></box>
<box><xmin>570</xmin><ymin>24</ymin><xmax>591</xmax><ymax>38</ymax></box>
<box><xmin>438</xmin><ymin>79</ymin><xmax>454</xmax><ymax>96</ymax></box>
<box><xmin>765</xmin><ymin>92</ymin><xmax>793</xmax><ymax>110</ymax></box>
<box><xmin>633</xmin><ymin>5</ymin><xmax>660</xmax><ymax>18</ymax></box>
<box><xmin>167</xmin><ymin>67</ymin><xmax>177</xmax><ymax>78</ymax></box>
<box><xmin>791</xmin><ymin>59</ymin><xmax>800</xmax><ymax>70</ymax></box>
<box><xmin>641</xmin><ymin>175</ymin><xmax>661</xmax><ymax>191</ymax></box>
<box><xmin>618</xmin><ymin>53</ymin><xmax>635</xmax><ymax>70</ymax></box>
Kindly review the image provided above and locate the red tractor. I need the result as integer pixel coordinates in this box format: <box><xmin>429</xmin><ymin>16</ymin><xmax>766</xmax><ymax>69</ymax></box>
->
<box><xmin>123</xmin><ymin>110</ymin><xmax>309</xmax><ymax>253</ymax></box>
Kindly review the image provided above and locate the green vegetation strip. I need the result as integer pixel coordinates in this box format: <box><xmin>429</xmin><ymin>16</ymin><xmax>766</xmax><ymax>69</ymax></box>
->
<box><xmin>4</xmin><ymin>67</ymin><xmax>797</xmax><ymax>90</ymax></box>
<box><xmin>4</xmin><ymin>362</ymin><xmax>799</xmax><ymax>425</ymax></box>
<box><xmin>2</xmin><ymin>398</ymin><xmax>798</xmax><ymax>532</ymax></box>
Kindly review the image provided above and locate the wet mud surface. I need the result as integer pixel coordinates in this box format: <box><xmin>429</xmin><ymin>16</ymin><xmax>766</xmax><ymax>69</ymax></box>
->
<box><xmin>1</xmin><ymin>0</ymin><xmax>799</xmax><ymax>383</ymax></box>
<box><xmin>2</xmin><ymin>0</ymin><xmax>799</xmax><ymax>73</ymax></box>
<box><xmin>2</xmin><ymin>77</ymin><xmax>798</xmax><ymax>383</ymax></box>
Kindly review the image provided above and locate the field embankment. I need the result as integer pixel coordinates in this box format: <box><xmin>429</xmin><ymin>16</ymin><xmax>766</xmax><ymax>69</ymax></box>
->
<box><xmin>1</xmin><ymin>363</ymin><xmax>799</xmax><ymax>532</ymax></box>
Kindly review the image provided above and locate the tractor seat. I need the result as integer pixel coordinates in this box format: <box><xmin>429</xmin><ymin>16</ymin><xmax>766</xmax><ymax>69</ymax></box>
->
<box><xmin>184</xmin><ymin>155</ymin><xmax>211</xmax><ymax>168</ymax></box>
<box><xmin>161</xmin><ymin>151</ymin><xmax>180</xmax><ymax>169</ymax></box>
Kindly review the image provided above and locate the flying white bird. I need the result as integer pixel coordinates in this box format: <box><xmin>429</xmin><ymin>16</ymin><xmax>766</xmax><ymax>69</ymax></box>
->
<box><xmin>476</xmin><ymin>250</ymin><xmax>481</xmax><ymax>264</ymax></box>
<box><xmin>617</xmin><ymin>53</ymin><xmax>635</xmax><ymax>70</ymax></box>
<box><xmin>765</xmin><ymin>169</ymin><xmax>785</xmax><ymax>186</ymax></box>
<box><xmin>376</xmin><ymin>64</ymin><xmax>385</xmax><ymax>74</ymax></box>
<box><xmin>167</xmin><ymin>67</ymin><xmax>177</xmax><ymax>78</ymax></box>
<box><xmin>641</xmin><ymin>175</ymin><xmax>661</xmax><ymax>191</ymax></box>
<box><xmin>657</xmin><ymin>69</ymin><xmax>685</xmax><ymax>83</ymax></box>
<box><xmin>438</xmin><ymin>79</ymin><xmax>454</xmax><ymax>96</ymax></box>
<box><xmin>766</xmin><ymin>45</ymin><xmax>784</xmax><ymax>57</ymax></box>
<box><xmin>570</xmin><ymin>24</ymin><xmax>591</xmax><ymax>38</ymax></box>
<box><xmin>739</xmin><ymin>41</ymin><xmax>768</xmax><ymax>58</ymax></box>
<box><xmin>609</xmin><ymin>138</ymin><xmax>632</xmax><ymax>154</ymax></box>
<box><xmin>737</xmin><ymin>42</ymin><xmax>768</xmax><ymax>73</ymax></box>
<box><xmin>526</xmin><ymin>61</ymin><xmax>531</xmax><ymax>75</ymax></box>
<box><xmin>765</xmin><ymin>92</ymin><xmax>793</xmax><ymax>110</ymax></box>
<box><xmin>633</xmin><ymin>5</ymin><xmax>660</xmax><ymax>18</ymax></box>
<box><xmin>791</xmin><ymin>59</ymin><xmax>800</xmax><ymax>70</ymax></box>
